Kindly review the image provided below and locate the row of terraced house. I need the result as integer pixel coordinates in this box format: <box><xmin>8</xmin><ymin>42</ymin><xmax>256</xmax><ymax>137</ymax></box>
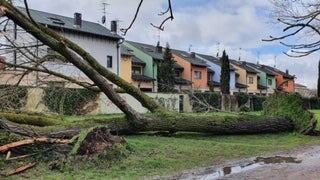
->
<box><xmin>0</xmin><ymin>8</ymin><xmax>295</xmax><ymax>96</ymax></box>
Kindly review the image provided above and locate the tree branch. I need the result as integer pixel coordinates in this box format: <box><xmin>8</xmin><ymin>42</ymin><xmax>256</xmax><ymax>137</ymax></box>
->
<box><xmin>120</xmin><ymin>0</ymin><xmax>143</xmax><ymax>35</ymax></box>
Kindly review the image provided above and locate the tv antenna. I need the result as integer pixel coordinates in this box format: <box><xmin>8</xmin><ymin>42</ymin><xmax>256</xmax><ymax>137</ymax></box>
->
<box><xmin>157</xmin><ymin>28</ymin><xmax>161</xmax><ymax>45</ymax></box>
<box><xmin>238</xmin><ymin>47</ymin><xmax>242</xmax><ymax>61</ymax></box>
<box><xmin>216</xmin><ymin>42</ymin><xmax>220</xmax><ymax>57</ymax></box>
<box><xmin>101</xmin><ymin>0</ymin><xmax>110</xmax><ymax>27</ymax></box>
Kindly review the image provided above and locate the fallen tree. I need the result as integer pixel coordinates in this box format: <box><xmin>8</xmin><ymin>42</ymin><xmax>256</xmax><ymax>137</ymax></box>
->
<box><xmin>0</xmin><ymin>114</ymin><xmax>294</xmax><ymax>138</ymax></box>
<box><xmin>0</xmin><ymin>2</ymin><xmax>317</xmax><ymax>153</ymax></box>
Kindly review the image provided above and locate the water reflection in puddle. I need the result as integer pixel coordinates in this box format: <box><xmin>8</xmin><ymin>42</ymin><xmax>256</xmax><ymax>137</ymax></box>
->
<box><xmin>199</xmin><ymin>156</ymin><xmax>301</xmax><ymax>180</ymax></box>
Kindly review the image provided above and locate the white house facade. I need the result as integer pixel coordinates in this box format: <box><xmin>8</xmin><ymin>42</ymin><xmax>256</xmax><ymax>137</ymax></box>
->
<box><xmin>3</xmin><ymin>7</ymin><xmax>122</xmax><ymax>86</ymax></box>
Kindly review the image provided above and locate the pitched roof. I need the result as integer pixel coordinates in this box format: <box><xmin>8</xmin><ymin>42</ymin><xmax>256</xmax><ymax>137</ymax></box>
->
<box><xmin>132</xmin><ymin>74</ymin><xmax>155</xmax><ymax>81</ymax></box>
<box><xmin>132</xmin><ymin>56</ymin><xmax>146</xmax><ymax>66</ymax></box>
<box><xmin>174</xmin><ymin>62</ymin><xmax>184</xmax><ymax>70</ymax></box>
<box><xmin>261</xmin><ymin>65</ymin><xmax>295</xmax><ymax>79</ymax></box>
<box><xmin>230</xmin><ymin>60</ymin><xmax>258</xmax><ymax>74</ymax></box>
<box><xmin>126</xmin><ymin>41</ymin><xmax>164</xmax><ymax>61</ymax></box>
<box><xmin>175</xmin><ymin>77</ymin><xmax>192</xmax><ymax>85</ymax></box>
<box><xmin>197</xmin><ymin>53</ymin><xmax>235</xmax><ymax>70</ymax></box>
<box><xmin>208</xmin><ymin>80</ymin><xmax>220</xmax><ymax>87</ymax></box>
<box><xmin>18</xmin><ymin>7</ymin><xmax>122</xmax><ymax>40</ymax></box>
<box><xmin>235</xmin><ymin>82</ymin><xmax>248</xmax><ymax>89</ymax></box>
<box><xmin>171</xmin><ymin>50</ymin><xmax>208</xmax><ymax>67</ymax></box>
<box><xmin>121</xmin><ymin>45</ymin><xmax>133</xmax><ymax>56</ymax></box>
<box><xmin>245</xmin><ymin>62</ymin><xmax>276</xmax><ymax>76</ymax></box>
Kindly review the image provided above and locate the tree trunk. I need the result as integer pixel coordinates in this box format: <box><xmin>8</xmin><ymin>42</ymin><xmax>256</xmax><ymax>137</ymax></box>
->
<box><xmin>0</xmin><ymin>115</ymin><xmax>294</xmax><ymax>137</ymax></box>
<box><xmin>109</xmin><ymin>114</ymin><xmax>294</xmax><ymax>134</ymax></box>
<box><xmin>221</xmin><ymin>94</ymin><xmax>232</xmax><ymax>111</ymax></box>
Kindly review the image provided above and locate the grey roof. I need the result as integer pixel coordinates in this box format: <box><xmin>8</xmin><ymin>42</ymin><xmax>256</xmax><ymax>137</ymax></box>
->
<box><xmin>230</xmin><ymin>60</ymin><xmax>258</xmax><ymax>74</ymax></box>
<box><xmin>18</xmin><ymin>7</ymin><xmax>122</xmax><ymax>40</ymax></box>
<box><xmin>197</xmin><ymin>54</ymin><xmax>219</xmax><ymax>62</ymax></box>
<box><xmin>171</xmin><ymin>50</ymin><xmax>208</xmax><ymax>67</ymax></box>
<box><xmin>132</xmin><ymin>74</ymin><xmax>155</xmax><ymax>81</ymax></box>
<box><xmin>208</xmin><ymin>80</ymin><xmax>220</xmax><ymax>87</ymax></box>
<box><xmin>174</xmin><ymin>62</ymin><xmax>184</xmax><ymax>70</ymax></box>
<box><xmin>121</xmin><ymin>45</ymin><xmax>133</xmax><ymax>56</ymax></box>
<box><xmin>175</xmin><ymin>77</ymin><xmax>192</xmax><ymax>85</ymax></box>
<box><xmin>235</xmin><ymin>82</ymin><xmax>248</xmax><ymax>89</ymax></box>
<box><xmin>261</xmin><ymin>65</ymin><xmax>295</xmax><ymax>79</ymax></box>
<box><xmin>132</xmin><ymin>56</ymin><xmax>146</xmax><ymax>65</ymax></box>
<box><xmin>126</xmin><ymin>41</ymin><xmax>164</xmax><ymax>61</ymax></box>
<box><xmin>245</xmin><ymin>62</ymin><xmax>276</xmax><ymax>76</ymax></box>
<box><xmin>197</xmin><ymin>53</ymin><xmax>235</xmax><ymax>71</ymax></box>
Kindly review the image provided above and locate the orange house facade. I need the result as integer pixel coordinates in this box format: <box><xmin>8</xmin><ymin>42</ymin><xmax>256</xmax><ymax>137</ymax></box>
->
<box><xmin>171</xmin><ymin>50</ymin><xmax>209</xmax><ymax>91</ymax></box>
<box><xmin>262</xmin><ymin>65</ymin><xmax>295</xmax><ymax>93</ymax></box>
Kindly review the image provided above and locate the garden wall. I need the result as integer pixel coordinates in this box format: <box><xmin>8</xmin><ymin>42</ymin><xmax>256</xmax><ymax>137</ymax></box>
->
<box><xmin>23</xmin><ymin>88</ymin><xmax>193</xmax><ymax>115</ymax></box>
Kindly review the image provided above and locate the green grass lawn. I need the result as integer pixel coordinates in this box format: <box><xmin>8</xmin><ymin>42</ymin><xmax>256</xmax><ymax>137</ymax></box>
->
<box><xmin>2</xmin><ymin>110</ymin><xmax>320</xmax><ymax>179</ymax></box>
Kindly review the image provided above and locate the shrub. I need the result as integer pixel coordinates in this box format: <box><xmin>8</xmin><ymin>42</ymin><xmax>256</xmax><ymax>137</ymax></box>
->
<box><xmin>0</xmin><ymin>85</ymin><xmax>28</xmax><ymax>110</ymax></box>
<box><xmin>263</xmin><ymin>93</ymin><xmax>316</xmax><ymax>133</ymax></box>
<box><xmin>250</xmin><ymin>95</ymin><xmax>266</xmax><ymax>111</ymax></box>
<box><xmin>236</xmin><ymin>92</ymin><xmax>249</xmax><ymax>108</ymax></box>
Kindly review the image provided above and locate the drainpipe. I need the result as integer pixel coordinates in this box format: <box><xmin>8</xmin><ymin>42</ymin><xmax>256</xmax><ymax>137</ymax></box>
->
<box><xmin>266</xmin><ymin>76</ymin><xmax>268</xmax><ymax>96</ymax></box>
<box><xmin>152</xmin><ymin>61</ymin><xmax>155</xmax><ymax>92</ymax></box>
<box><xmin>246</xmin><ymin>73</ymin><xmax>248</xmax><ymax>93</ymax></box>
<box><xmin>190</xmin><ymin>67</ymin><xmax>193</xmax><ymax>90</ymax></box>
<box><xmin>116</xmin><ymin>38</ymin><xmax>124</xmax><ymax>76</ymax></box>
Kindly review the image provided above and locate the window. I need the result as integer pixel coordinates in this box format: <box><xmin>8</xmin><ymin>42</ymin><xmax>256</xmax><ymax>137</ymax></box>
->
<box><xmin>132</xmin><ymin>66</ymin><xmax>141</xmax><ymax>75</ymax></box>
<box><xmin>267</xmin><ymin>78</ymin><xmax>272</xmax><ymax>86</ymax></box>
<box><xmin>175</xmin><ymin>70</ymin><xmax>182</xmax><ymax>78</ymax></box>
<box><xmin>107</xmin><ymin>56</ymin><xmax>112</xmax><ymax>68</ymax></box>
<box><xmin>194</xmin><ymin>71</ymin><xmax>202</xmax><ymax>79</ymax></box>
<box><xmin>48</xmin><ymin>17</ymin><xmax>65</xmax><ymax>25</ymax></box>
<box><xmin>248</xmin><ymin>76</ymin><xmax>254</xmax><ymax>84</ymax></box>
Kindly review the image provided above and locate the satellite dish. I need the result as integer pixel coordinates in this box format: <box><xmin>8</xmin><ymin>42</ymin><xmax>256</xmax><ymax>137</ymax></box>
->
<box><xmin>101</xmin><ymin>15</ymin><xmax>106</xmax><ymax>24</ymax></box>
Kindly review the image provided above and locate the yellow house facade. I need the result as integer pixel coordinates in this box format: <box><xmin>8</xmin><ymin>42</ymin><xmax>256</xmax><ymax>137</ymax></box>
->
<box><xmin>230</xmin><ymin>60</ymin><xmax>259</xmax><ymax>94</ymax></box>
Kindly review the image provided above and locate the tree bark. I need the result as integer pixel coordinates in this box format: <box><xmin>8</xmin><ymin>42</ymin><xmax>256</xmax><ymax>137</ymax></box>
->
<box><xmin>1</xmin><ymin>115</ymin><xmax>294</xmax><ymax>137</ymax></box>
<box><xmin>109</xmin><ymin>114</ymin><xmax>295</xmax><ymax>135</ymax></box>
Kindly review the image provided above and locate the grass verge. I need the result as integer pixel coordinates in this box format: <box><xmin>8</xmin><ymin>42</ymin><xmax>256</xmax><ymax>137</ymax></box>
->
<box><xmin>1</xmin><ymin>111</ymin><xmax>320</xmax><ymax>179</ymax></box>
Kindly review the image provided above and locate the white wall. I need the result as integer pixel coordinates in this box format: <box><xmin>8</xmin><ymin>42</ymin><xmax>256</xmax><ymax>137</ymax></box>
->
<box><xmin>3</xmin><ymin>21</ymin><xmax>120</xmax><ymax>78</ymax></box>
<box><xmin>22</xmin><ymin>88</ymin><xmax>193</xmax><ymax>114</ymax></box>
<box><xmin>98</xmin><ymin>93</ymin><xmax>192</xmax><ymax>114</ymax></box>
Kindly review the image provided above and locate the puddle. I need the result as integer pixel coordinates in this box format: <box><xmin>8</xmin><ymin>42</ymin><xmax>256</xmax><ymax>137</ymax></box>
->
<box><xmin>254</xmin><ymin>156</ymin><xmax>302</xmax><ymax>164</ymax></box>
<box><xmin>194</xmin><ymin>156</ymin><xmax>301</xmax><ymax>180</ymax></box>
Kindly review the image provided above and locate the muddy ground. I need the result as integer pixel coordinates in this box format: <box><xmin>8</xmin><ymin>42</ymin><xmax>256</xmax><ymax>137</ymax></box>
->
<box><xmin>165</xmin><ymin>145</ymin><xmax>320</xmax><ymax>180</ymax></box>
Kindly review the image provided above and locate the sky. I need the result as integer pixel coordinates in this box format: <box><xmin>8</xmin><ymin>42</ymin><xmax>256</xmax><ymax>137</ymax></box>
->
<box><xmin>14</xmin><ymin>0</ymin><xmax>320</xmax><ymax>89</ymax></box>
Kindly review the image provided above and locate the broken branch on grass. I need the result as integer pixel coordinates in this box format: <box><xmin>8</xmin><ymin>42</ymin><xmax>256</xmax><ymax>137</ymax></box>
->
<box><xmin>0</xmin><ymin>137</ymin><xmax>72</xmax><ymax>153</ymax></box>
<box><xmin>4</xmin><ymin>162</ymin><xmax>37</xmax><ymax>177</ymax></box>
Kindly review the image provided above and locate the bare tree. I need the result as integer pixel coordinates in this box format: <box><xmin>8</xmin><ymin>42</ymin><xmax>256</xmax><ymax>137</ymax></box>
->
<box><xmin>264</xmin><ymin>0</ymin><xmax>320</xmax><ymax>57</ymax></box>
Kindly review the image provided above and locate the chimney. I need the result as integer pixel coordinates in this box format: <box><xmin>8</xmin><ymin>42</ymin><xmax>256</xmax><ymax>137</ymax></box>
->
<box><xmin>156</xmin><ymin>41</ymin><xmax>162</xmax><ymax>53</ymax></box>
<box><xmin>74</xmin><ymin>12</ymin><xmax>82</xmax><ymax>28</ymax></box>
<box><xmin>286</xmin><ymin>69</ymin><xmax>289</xmax><ymax>74</ymax></box>
<box><xmin>111</xmin><ymin>20</ymin><xmax>117</xmax><ymax>34</ymax></box>
<box><xmin>190</xmin><ymin>52</ymin><xmax>195</xmax><ymax>58</ymax></box>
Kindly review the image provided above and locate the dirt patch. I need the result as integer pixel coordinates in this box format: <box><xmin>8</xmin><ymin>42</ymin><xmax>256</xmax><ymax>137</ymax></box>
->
<box><xmin>75</xmin><ymin>127</ymin><xmax>125</xmax><ymax>156</ymax></box>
